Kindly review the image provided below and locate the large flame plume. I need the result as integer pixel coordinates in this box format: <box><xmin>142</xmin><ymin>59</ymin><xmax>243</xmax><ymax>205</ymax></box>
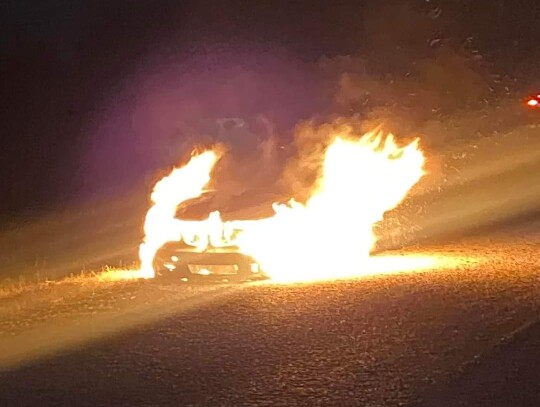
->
<box><xmin>236</xmin><ymin>134</ymin><xmax>425</xmax><ymax>281</ymax></box>
<box><xmin>138</xmin><ymin>131</ymin><xmax>426</xmax><ymax>281</ymax></box>
<box><xmin>138</xmin><ymin>151</ymin><xmax>220</xmax><ymax>278</ymax></box>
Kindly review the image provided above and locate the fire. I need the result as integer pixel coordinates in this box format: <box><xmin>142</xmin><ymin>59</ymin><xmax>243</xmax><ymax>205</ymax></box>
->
<box><xmin>235</xmin><ymin>133</ymin><xmax>425</xmax><ymax>281</ymax></box>
<box><xmin>138</xmin><ymin>151</ymin><xmax>220</xmax><ymax>278</ymax></box>
<box><xmin>137</xmin><ymin>131</ymin><xmax>426</xmax><ymax>282</ymax></box>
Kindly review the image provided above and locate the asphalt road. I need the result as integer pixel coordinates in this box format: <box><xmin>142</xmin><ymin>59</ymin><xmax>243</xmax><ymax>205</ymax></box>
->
<box><xmin>0</xmin><ymin>239</ymin><xmax>539</xmax><ymax>407</ymax></box>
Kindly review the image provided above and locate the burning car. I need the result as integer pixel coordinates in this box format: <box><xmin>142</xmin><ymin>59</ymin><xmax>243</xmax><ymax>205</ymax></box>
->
<box><xmin>150</xmin><ymin>192</ymin><xmax>276</xmax><ymax>282</ymax></box>
<box><xmin>138</xmin><ymin>132</ymin><xmax>427</xmax><ymax>282</ymax></box>
<box><xmin>153</xmin><ymin>239</ymin><xmax>264</xmax><ymax>282</ymax></box>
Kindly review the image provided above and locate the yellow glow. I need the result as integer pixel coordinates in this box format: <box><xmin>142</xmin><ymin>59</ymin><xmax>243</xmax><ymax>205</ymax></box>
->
<box><xmin>235</xmin><ymin>133</ymin><xmax>425</xmax><ymax>281</ymax></box>
<box><xmin>261</xmin><ymin>253</ymin><xmax>472</xmax><ymax>284</ymax></box>
<box><xmin>138</xmin><ymin>151</ymin><xmax>220</xmax><ymax>278</ymax></box>
<box><xmin>138</xmin><ymin>131</ymin><xmax>428</xmax><ymax>282</ymax></box>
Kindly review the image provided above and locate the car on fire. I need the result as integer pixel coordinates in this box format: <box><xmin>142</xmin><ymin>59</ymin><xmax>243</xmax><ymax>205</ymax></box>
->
<box><xmin>152</xmin><ymin>191</ymin><xmax>276</xmax><ymax>282</ymax></box>
<box><xmin>153</xmin><ymin>239</ymin><xmax>265</xmax><ymax>282</ymax></box>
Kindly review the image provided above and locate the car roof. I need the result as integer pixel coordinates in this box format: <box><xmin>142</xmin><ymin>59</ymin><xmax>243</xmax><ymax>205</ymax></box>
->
<box><xmin>177</xmin><ymin>190</ymin><xmax>282</xmax><ymax>221</ymax></box>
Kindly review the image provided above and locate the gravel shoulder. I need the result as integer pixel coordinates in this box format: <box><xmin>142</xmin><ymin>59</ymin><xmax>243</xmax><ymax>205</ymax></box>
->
<box><xmin>0</xmin><ymin>240</ymin><xmax>539</xmax><ymax>406</ymax></box>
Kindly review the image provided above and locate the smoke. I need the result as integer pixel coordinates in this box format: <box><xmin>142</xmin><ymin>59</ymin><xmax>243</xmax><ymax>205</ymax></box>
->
<box><xmin>81</xmin><ymin>48</ymin><xmax>321</xmax><ymax>200</ymax></box>
<box><xmin>83</xmin><ymin>3</ymin><xmax>539</xmax><ymax>241</ymax></box>
<box><xmin>279</xmin><ymin>119</ymin><xmax>366</xmax><ymax>203</ymax></box>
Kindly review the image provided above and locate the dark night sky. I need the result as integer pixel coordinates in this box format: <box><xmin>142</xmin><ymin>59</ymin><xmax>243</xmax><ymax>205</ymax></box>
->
<box><xmin>0</xmin><ymin>0</ymin><xmax>538</xmax><ymax>218</ymax></box>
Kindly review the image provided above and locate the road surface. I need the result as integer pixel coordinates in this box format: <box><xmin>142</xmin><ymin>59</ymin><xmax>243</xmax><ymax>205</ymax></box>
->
<box><xmin>0</xmin><ymin>238</ymin><xmax>539</xmax><ymax>406</ymax></box>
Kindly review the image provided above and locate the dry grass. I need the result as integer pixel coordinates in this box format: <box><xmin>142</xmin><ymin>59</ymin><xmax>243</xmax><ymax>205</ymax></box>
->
<box><xmin>0</xmin><ymin>264</ymin><xmax>144</xmax><ymax>300</ymax></box>
<box><xmin>0</xmin><ymin>276</ymin><xmax>39</xmax><ymax>300</ymax></box>
<box><xmin>76</xmin><ymin>265</ymin><xmax>146</xmax><ymax>283</ymax></box>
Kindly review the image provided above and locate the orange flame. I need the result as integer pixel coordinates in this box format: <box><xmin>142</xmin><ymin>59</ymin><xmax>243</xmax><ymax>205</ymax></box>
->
<box><xmin>235</xmin><ymin>133</ymin><xmax>425</xmax><ymax>281</ymax></box>
<box><xmin>138</xmin><ymin>151</ymin><xmax>220</xmax><ymax>278</ymax></box>
<box><xmin>138</xmin><ymin>131</ymin><xmax>426</xmax><ymax>282</ymax></box>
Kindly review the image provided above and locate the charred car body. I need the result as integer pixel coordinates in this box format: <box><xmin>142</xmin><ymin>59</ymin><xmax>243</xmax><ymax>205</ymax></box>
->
<box><xmin>152</xmin><ymin>191</ymin><xmax>276</xmax><ymax>282</ymax></box>
<box><xmin>153</xmin><ymin>240</ymin><xmax>264</xmax><ymax>282</ymax></box>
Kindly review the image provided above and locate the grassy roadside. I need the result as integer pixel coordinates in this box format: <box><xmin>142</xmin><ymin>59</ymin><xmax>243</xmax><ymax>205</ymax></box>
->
<box><xmin>0</xmin><ymin>264</ymin><xmax>143</xmax><ymax>301</ymax></box>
